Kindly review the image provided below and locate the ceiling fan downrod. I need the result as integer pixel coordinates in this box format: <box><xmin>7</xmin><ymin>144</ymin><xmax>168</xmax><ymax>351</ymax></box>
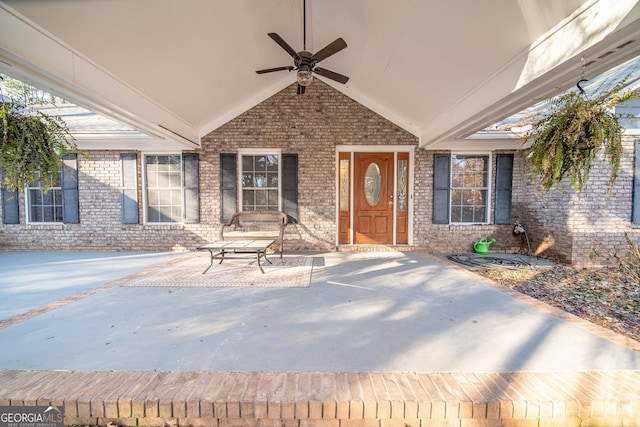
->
<box><xmin>255</xmin><ymin>0</ymin><xmax>349</xmax><ymax>94</ymax></box>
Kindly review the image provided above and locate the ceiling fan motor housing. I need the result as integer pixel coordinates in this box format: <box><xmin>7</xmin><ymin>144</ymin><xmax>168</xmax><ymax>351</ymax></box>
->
<box><xmin>295</xmin><ymin>51</ymin><xmax>316</xmax><ymax>71</ymax></box>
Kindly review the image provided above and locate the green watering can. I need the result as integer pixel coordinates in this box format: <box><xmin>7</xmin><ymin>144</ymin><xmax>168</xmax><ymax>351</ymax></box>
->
<box><xmin>474</xmin><ymin>238</ymin><xmax>496</xmax><ymax>255</ymax></box>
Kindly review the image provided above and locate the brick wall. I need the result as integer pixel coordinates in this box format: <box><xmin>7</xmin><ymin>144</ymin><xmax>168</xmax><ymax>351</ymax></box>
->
<box><xmin>513</xmin><ymin>135</ymin><xmax>639</xmax><ymax>266</ymax></box>
<box><xmin>512</xmin><ymin>151</ymin><xmax>574</xmax><ymax>263</ymax></box>
<box><xmin>200</xmin><ymin>82</ymin><xmax>418</xmax><ymax>251</ymax></box>
<box><xmin>0</xmin><ymin>151</ymin><xmax>209</xmax><ymax>252</ymax></box>
<box><xmin>0</xmin><ymin>82</ymin><xmax>419</xmax><ymax>252</ymax></box>
<box><xmin>1</xmin><ymin>81</ymin><xmax>637</xmax><ymax>265</ymax></box>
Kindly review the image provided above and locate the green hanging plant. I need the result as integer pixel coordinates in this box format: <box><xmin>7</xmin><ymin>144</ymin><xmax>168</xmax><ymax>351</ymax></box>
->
<box><xmin>0</xmin><ymin>99</ymin><xmax>81</xmax><ymax>193</ymax></box>
<box><xmin>523</xmin><ymin>77</ymin><xmax>640</xmax><ymax>192</ymax></box>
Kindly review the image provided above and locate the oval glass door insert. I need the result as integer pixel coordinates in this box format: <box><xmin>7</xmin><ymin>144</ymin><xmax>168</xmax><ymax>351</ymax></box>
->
<box><xmin>364</xmin><ymin>162</ymin><xmax>382</xmax><ymax>206</ymax></box>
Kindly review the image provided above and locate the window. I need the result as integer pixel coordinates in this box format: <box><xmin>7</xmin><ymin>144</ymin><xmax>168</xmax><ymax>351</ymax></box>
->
<box><xmin>220</xmin><ymin>152</ymin><xmax>298</xmax><ymax>223</ymax></box>
<box><xmin>143</xmin><ymin>153</ymin><xmax>200</xmax><ymax>224</ymax></box>
<box><xmin>339</xmin><ymin>158</ymin><xmax>349</xmax><ymax>212</ymax></box>
<box><xmin>3</xmin><ymin>155</ymin><xmax>79</xmax><ymax>225</ymax></box>
<box><xmin>397</xmin><ymin>157</ymin><xmax>408</xmax><ymax>212</ymax></box>
<box><xmin>240</xmin><ymin>151</ymin><xmax>280</xmax><ymax>211</ymax></box>
<box><xmin>450</xmin><ymin>154</ymin><xmax>490</xmax><ymax>224</ymax></box>
<box><xmin>144</xmin><ymin>154</ymin><xmax>183</xmax><ymax>223</ymax></box>
<box><xmin>27</xmin><ymin>173</ymin><xmax>63</xmax><ymax>223</ymax></box>
<box><xmin>433</xmin><ymin>153</ymin><xmax>510</xmax><ymax>225</ymax></box>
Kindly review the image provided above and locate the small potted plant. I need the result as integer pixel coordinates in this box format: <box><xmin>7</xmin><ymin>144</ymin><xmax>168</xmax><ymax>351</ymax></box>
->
<box><xmin>523</xmin><ymin>77</ymin><xmax>639</xmax><ymax>192</ymax></box>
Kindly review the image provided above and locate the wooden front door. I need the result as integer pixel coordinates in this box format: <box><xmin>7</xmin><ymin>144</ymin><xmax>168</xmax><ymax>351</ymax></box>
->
<box><xmin>354</xmin><ymin>152</ymin><xmax>394</xmax><ymax>244</ymax></box>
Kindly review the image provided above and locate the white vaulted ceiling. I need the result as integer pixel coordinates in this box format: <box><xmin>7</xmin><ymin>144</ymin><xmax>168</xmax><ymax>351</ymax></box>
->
<box><xmin>1</xmin><ymin>0</ymin><xmax>640</xmax><ymax>150</ymax></box>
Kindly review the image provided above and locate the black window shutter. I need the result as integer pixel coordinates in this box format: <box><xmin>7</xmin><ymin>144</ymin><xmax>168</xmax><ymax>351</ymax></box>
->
<box><xmin>61</xmin><ymin>154</ymin><xmax>79</xmax><ymax>224</ymax></box>
<box><xmin>120</xmin><ymin>153</ymin><xmax>139</xmax><ymax>224</ymax></box>
<box><xmin>1</xmin><ymin>173</ymin><xmax>19</xmax><ymax>224</ymax></box>
<box><xmin>633</xmin><ymin>140</ymin><xmax>640</xmax><ymax>225</ymax></box>
<box><xmin>220</xmin><ymin>153</ymin><xmax>237</xmax><ymax>223</ymax></box>
<box><xmin>494</xmin><ymin>153</ymin><xmax>514</xmax><ymax>224</ymax></box>
<box><xmin>282</xmin><ymin>153</ymin><xmax>299</xmax><ymax>224</ymax></box>
<box><xmin>182</xmin><ymin>153</ymin><xmax>200</xmax><ymax>223</ymax></box>
<box><xmin>433</xmin><ymin>153</ymin><xmax>451</xmax><ymax>224</ymax></box>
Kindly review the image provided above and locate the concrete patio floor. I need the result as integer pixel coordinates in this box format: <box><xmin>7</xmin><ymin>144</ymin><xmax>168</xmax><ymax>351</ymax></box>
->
<box><xmin>1</xmin><ymin>250</ymin><xmax>638</xmax><ymax>372</ymax></box>
<box><xmin>0</xmin><ymin>249</ymin><xmax>639</xmax><ymax>426</ymax></box>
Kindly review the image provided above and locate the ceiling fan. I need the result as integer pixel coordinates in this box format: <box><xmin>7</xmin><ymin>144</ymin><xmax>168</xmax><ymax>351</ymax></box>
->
<box><xmin>255</xmin><ymin>0</ymin><xmax>349</xmax><ymax>94</ymax></box>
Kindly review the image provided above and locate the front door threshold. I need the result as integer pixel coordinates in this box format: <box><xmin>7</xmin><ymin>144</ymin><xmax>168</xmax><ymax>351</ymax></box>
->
<box><xmin>336</xmin><ymin>244</ymin><xmax>414</xmax><ymax>252</ymax></box>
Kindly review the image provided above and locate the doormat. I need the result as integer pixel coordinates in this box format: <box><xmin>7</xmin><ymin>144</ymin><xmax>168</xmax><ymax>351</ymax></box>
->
<box><xmin>120</xmin><ymin>253</ymin><xmax>313</xmax><ymax>288</ymax></box>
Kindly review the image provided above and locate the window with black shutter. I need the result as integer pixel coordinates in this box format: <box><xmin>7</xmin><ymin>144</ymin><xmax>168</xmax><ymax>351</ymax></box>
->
<box><xmin>182</xmin><ymin>153</ymin><xmax>200</xmax><ymax>223</ymax></box>
<box><xmin>433</xmin><ymin>152</ymin><xmax>513</xmax><ymax>225</ymax></box>
<box><xmin>121</xmin><ymin>153</ymin><xmax>139</xmax><ymax>224</ymax></box>
<box><xmin>220</xmin><ymin>151</ymin><xmax>298</xmax><ymax>223</ymax></box>
<box><xmin>21</xmin><ymin>154</ymin><xmax>79</xmax><ymax>224</ymax></box>
<box><xmin>282</xmin><ymin>153</ymin><xmax>299</xmax><ymax>224</ymax></box>
<box><xmin>433</xmin><ymin>153</ymin><xmax>451</xmax><ymax>224</ymax></box>
<box><xmin>494</xmin><ymin>153</ymin><xmax>514</xmax><ymax>224</ymax></box>
<box><xmin>220</xmin><ymin>153</ymin><xmax>237</xmax><ymax>223</ymax></box>
<box><xmin>1</xmin><ymin>173</ymin><xmax>19</xmax><ymax>224</ymax></box>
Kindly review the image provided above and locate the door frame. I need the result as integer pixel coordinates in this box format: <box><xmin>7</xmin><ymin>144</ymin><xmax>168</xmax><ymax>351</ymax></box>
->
<box><xmin>335</xmin><ymin>145</ymin><xmax>415</xmax><ymax>246</ymax></box>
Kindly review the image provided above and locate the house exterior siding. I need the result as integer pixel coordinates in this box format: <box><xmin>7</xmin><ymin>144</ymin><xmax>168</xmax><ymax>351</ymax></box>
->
<box><xmin>1</xmin><ymin>82</ymin><xmax>637</xmax><ymax>266</ymax></box>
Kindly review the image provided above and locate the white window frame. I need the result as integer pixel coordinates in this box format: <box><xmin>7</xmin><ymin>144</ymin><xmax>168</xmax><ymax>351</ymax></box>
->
<box><xmin>25</xmin><ymin>173</ymin><xmax>63</xmax><ymax>224</ymax></box>
<box><xmin>238</xmin><ymin>148</ymin><xmax>282</xmax><ymax>212</ymax></box>
<box><xmin>450</xmin><ymin>152</ymin><xmax>492</xmax><ymax>225</ymax></box>
<box><xmin>142</xmin><ymin>153</ymin><xmax>184</xmax><ymax>224</ymax></box>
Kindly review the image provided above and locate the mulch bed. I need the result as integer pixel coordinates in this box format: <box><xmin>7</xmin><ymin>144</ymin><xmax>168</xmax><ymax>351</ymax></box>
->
<box><xmin>474</xmin><ymin>264</ymin><xmax>640</xmax><ymax>343</ymax></box>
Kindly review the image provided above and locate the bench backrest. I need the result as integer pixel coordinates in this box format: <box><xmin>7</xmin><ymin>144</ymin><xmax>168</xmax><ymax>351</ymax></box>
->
<box><xmin>231</xmin><ymin>211</ymin><xmax>288</xmax><ymax>228</ymax></box>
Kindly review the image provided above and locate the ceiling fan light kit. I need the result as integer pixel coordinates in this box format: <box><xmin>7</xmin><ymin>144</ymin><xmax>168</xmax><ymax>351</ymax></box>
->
<box><xmin>296</xmin><ymin>69</ymin><xmax>313</xmax><ymax>86</ymax></box>
<box><xmin>256</xmin><ymin>0</ymin><xmax>349</xmax><ymax>94</ymax></box>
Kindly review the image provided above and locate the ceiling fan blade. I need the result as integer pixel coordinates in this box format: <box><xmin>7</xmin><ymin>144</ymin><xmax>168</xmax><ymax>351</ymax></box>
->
<box><xmin>314</xmin><ymin>67</ymin><xmax>349</xmax><ymax>84</ymax></box>
<box><xmin>256</xmin><ymin>66</ymin><xmax>295</xmax><ymax>74</ymax></box>
<box><xmin>268</xmin><ymin>33</ymin><xmax>299</xmax><ymax>58</ymax></box>
<box><xmin>313</xmin><ymin>38</ymin><xmax>347</xmax><ymax>62</ymax></box>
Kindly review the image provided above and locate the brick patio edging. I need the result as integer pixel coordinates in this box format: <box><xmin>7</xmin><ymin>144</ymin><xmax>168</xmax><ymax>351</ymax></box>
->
<box><xmin>1</xmin><ymin>369</ymin><xmax>639</xmax><ymax>427</ymax></box>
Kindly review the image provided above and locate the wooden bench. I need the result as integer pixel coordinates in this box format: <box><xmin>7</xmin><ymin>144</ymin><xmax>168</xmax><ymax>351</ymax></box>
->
<box><xmin>219</xmin><ymin>210</ymin><xmax>288</xmax><ymax>254</ymax></box>
<box><xmin>197</xmin><ymin>211</ymin><xmax>288</xmax><ymax>273</ymax></box>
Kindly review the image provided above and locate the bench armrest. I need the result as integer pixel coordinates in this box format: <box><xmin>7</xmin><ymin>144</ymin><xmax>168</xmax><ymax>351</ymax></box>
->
<box><xmin>219</xmin><ymin>215</ymin><xmax>238</xmax><ymax>240</ymax></box>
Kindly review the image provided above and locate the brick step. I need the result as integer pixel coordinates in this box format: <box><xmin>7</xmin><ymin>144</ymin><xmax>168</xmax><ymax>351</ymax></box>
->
<box><xmin>1</xmin><ymin>369</ymin><xmax>639</xmax><ymax>427</ymax></box>
<box><xmin>335</xmin><ymin>245</ymin><xmax>415</xmax><ymax>252</ymax></box>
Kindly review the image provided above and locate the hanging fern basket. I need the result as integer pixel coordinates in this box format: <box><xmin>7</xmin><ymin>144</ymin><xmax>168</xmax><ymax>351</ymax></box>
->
<box><xmin>0</xmin><ymin>101</ymin><xmax>80</xmax><ymax>192</ymax></box>
<box><xmin>523</xmin><ymin>79</ymin><xmax>639</xmax><ymax>192</ymax></box>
